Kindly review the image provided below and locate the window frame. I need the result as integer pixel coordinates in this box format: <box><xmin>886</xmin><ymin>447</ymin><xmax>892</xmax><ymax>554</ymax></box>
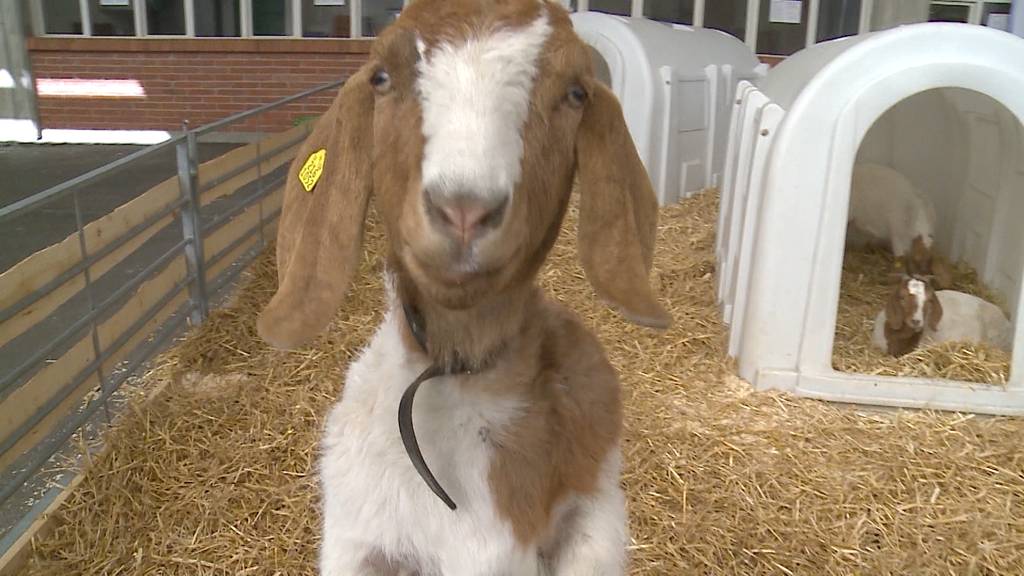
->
<box><xmin>29</xmin><ymin>0</ymin><xmax>1015</xmax><ymax>55</ymax></box>
<box><xmin>31</xmin><ymin>0</ymin><xmax>371</xmax><ymax>38</ymax></box>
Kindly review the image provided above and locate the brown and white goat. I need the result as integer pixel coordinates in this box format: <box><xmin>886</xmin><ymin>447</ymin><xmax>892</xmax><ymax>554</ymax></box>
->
<box><xmin>872</xmin><ymin>275</ymin><xmax>1013</xmax><ymax>356</ymax></box>
<box><xmin>256</xmin><ymin>1</ymin><xmax>671</xmax><ymax>574</ymax></box>
<box><xmin>872</xmin><ymin>275</ymin><xmax>943</xmax><ymax>356</ymax></box>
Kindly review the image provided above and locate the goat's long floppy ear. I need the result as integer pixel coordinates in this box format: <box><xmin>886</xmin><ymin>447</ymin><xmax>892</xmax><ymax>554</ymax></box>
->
<box><xmin>886</xmin><ymin>289</ymin><xmax>906</xmax><ymax>331</ymax></box>
<box><xmin>257</xmin><ymin>65</ymin><xmax>375</xmax><ymax>349</ymax></box>
<box><xmin>575</xmin><ymin>81</ymin><xmax>672</xmax><ymax>329</ymax></box>
<box><xmin>925</xmin><ymin>289</ymin><xmax>943</xmax><ymax>331</ymax></box>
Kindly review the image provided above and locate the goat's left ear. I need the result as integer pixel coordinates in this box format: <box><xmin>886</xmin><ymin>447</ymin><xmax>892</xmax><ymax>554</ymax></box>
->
<box><xmin>257</xmin><ymin>64</ymin><xmax>376</xmax><ymax>349</ymax></box>
<box><xmin>574</xmin><ymin>80</ymin><xmax>672</xmax><ymax>329</ymax></box>
<box><xmin>926</xmin><ymin>290</ymin><xmax>943</xmax><ymax>331</ymax></box>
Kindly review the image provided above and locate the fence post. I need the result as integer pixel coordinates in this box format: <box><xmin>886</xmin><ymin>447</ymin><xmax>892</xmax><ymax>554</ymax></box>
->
<box><xmin>176</xmin><ymin>122</ymin><xmax>209</xmax><ymax>325</ymax></box>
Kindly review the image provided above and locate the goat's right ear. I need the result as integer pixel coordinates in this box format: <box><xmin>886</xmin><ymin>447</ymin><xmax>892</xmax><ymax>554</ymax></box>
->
<box><xmin>885</xmin><ymin>290</ymin><xmax>906</xmax><ymax>331</ymax></box>
<box><xmin>574</xmin><ymin>80</ymin><xmax>672</xmax><ymax>329</ymax></box>
<box><xmin>257</xmin><ymin>65</ymin><xmax>376</xmax><ymax>350</ymax></box>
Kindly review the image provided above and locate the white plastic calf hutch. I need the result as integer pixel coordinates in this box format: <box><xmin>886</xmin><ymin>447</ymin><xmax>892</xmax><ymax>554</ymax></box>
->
<box><xmin>569</xmin><ymin>12</ymin><xmax>767</xmax><ymax>205</ymax></box>
<box><xmin>717</xmin><ymin>23</ymin><xmax>1024</xmax><ymax>416</ymax></box>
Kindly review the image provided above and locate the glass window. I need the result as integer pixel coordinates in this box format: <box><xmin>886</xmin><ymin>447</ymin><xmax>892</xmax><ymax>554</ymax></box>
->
<box><xmin>929</xmin><ymin>2</ymin><xmax>970</xmax><ymax>23</ymax></box>
<box><xmin>644</xmin><ymin>0</ymin><xmax>695</xmax><ymax>25</ymax></box>
<box><xmin>705</xmin><ymin>0</ymin><xmax>747</xmax><ymax>41</ymax></box>
<box><xmin>757</xmin><ymin>0</ymin><xmax>809</xmax><ymax>55</ymax></box>
<box><xmin>195</xmin><ymin>0</ymin><xmax>241</xmax><ymax>36</ymax></box>
<box><xmin>364</xmin><ymin>0</ymin><xmax>403</xmax><ymax>37</ymax></box>
<box><xmin>302</xmin><ymin>0</ymin><xmax>350</xmax><ymax>37</ymax></box>
<box><xmin>43</xmin><ymin>0</ymin><xmax>84</xmax><ymax>34</ymax></box>
<box><xmin>588</xmin><ymin>0</ymin><xmax>630</xmax><ymax>16</ymax></box>
<box><xmin>981</xmin><ymin>2</ymin><xmax>1011</xmax><ymax>31</ymax></box>
<box><xmin>146</xmin><ymin>0</ymin><xmax>186</xmax><ymax>35</ymax></box>
<box><xmin>253</xmin><ymin>0</ymin><xmax>293</xmax><ymax>35</ymax></box>
<box><xmin>872</xmin><ymin>0</ymin><xmax>928</xmax><ymax>30</ymax></box>
<box><xmin>817</xmin><ymin>0</ymin><xmax>861</xmax><ymax>42</ymax></box>
<box><xmin>90</xmin><ymin>0</ymin><xmax>135</xmax><ymax>36</ymax></box>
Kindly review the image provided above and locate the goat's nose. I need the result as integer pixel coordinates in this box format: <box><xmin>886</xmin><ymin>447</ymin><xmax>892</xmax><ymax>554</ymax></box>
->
<box><xmin>425</xmin><ymin>192</ymin><xmax>508</xmax><ymax>244</ymax></box>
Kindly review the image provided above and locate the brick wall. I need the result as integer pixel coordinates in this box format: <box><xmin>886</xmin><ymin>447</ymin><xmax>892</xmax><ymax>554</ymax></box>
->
<box><xmin>27</xmin><ymin>38</ymin><xmax>372</xmax><ymax>132</ymax></box>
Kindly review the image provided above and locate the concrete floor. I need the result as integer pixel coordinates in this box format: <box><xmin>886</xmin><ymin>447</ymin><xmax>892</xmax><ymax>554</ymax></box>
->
<box><xmin>0</xmin><ymin>142</ymin><xmax>238</xmax><ymax>272</ymax></box>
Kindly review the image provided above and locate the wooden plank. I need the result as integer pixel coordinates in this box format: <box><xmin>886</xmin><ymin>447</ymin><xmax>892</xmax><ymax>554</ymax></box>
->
<box><xmin>204</xmin><ymin>186</ymin><xmax>285</xmax><ymax>288</ymax></box>
<box><xmin>206</xmin><ymin>235</ymin><xmax>260</xmax><ymax>287</ymax></box>
<box><xmin>199</xmin><ymin>142</ymin><xmax>301</xmax><ymax>207</ymax></box>
<box><xmin>203</xmin><ymin>203</ymin><xmax>262</xmax><ymax>265</ymax></box>
<box><xmin>0</xmin><ymin>374</ymin><xmax>100</xmax><ymax>475</ymax></box>
<box><xmin>0</xmin><ymin>127</ymin><xmax>305</xmax><ymax>316</ymax></box>
<box><xmin>0</xmin><ymin>178</ymin><xmax>180</xmax><ymax>348</ymax></box>
<box><xmin>0</xmin><ymin>236</ymin><xmax>80</xmax><ymax>314</ymax></box>
<box><xmin>81</xmin><ymin>178</ymin><xmax>180</xmax><ymax>256</ymax></box>
<box><xmin>0</xmin><ymin>274</ymin><xmax>86</xmax><ymax>350</ymax></box>
<box><xmin>262</xmin><ymin>185</ymin><xmax>284</xmax><ymax>215</ymax></box>
<box><xmin>96</xmin><ymin>256</ymin><xmax>188</xmax><ymax>373</ymax></box>
<box><xmin>0</xmin><ymin>256</ymin><xmax>185</xmax><ymax>474</ymax></box>
<box><xmin>198</xmin><ymin>146</ymin><xmax>258</xmax><ymax>192</ymax></box>
<box><xmin>0</xmin><ymin>337</ymin><xmax>96</xmax><ymax>470</ymax></box>
<box><xmin>88</xmin><ymin>213</ymin><xmax>176</xmax><ymax>282</ymax></box>
<box><xmin>0</xmin><ymin>472</ymin><xmax>86</xmax><ymax>576</ymax></box>
<box><xmin>103</xmin><ymin>291</ymin><xmax>188</xmax><ymax>381</ymax></box>
<box><xmin>196</xmin><ymin>124</ymin><xmax>307</xmax><ymax>194</ymax></box>
<box><xmin>0</xmin><ymin>128</ymin><xmax>298</xmax><ymax>346</ymax></box>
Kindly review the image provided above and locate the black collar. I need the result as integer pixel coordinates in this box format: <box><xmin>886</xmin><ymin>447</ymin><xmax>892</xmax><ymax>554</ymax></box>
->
<box><xmin>397</xmin><ymin>302</ymin><xmax>465</xmax><ymax>511</ymax></box>
<box><xmin>402</xmin><ymin>302</ymin><xmax>430</xmax><ymax>355</ymax></box>
<box><xmin>402</xmin><ymin>302</ymin><xmax>472</xmax><ymax>374</ymax></box>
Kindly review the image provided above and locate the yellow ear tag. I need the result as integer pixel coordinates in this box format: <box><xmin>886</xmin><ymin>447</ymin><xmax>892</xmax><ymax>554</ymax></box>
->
<box><xmin>298</xmin><ymin>148</ymin><xmax>326</xmax><ymax>193</ymax></box>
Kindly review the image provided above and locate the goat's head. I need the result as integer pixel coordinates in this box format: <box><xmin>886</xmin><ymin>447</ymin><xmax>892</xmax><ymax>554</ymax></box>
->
<box><xmin>257</xmin><ymin>0</ymin><xmax>671</xmax><ymax>350</ymax></box>
<box><xmin>884</xmin><ymin>274</ymin><xmax>942</xmax><ymax>356</ymax></box>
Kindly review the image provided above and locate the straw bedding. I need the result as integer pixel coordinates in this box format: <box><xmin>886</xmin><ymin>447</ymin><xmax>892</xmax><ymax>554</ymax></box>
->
<box><xmin>832</xmin><ymin>247</ymin><xmax>1011</xmax><ymax>384</ymax></box>
<box><xmin>23</xmin><ymin>190</ymin><xmax>1024</xmax><ymax>575</ymax></box>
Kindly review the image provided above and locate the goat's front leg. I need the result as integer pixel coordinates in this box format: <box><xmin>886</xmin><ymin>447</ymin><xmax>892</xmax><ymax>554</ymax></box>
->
<box><xmin>549</xmin><ymin>455</ymin><xmax>629</xmax><ymax>576</ymax></box>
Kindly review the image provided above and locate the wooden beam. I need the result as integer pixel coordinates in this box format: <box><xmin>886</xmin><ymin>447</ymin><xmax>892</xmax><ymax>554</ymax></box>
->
<box><xmin>0</xmin><ymin>473</ymin><xmax>86</xmax><ymax>576</ymax></box>
<box><xmin>96</xmin><ymin>257</ymin><xmax>188</xmax><ymax>373</ymax></box>
<box><xmin>0</xmin><ymin>256</ymin><xmax>186</xmax><ymax>473</ymax></box>
<box><xmin>200</xmin><ymin>143</ymin><xmax>301</xmax><ymax>207</ymax></box>
<box><xmin>196</xmin><ymin>124</ymin><xmax>307</xmax><ymax>195</ymax></box>
<box><xmin>0</xmin><ymin>178</ymin><xmax>180</xmax><ymax>348</ymax></box>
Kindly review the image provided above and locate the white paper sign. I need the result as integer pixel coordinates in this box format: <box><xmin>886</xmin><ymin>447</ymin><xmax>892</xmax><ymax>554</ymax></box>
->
<box><xmin>769</xmin><ymin>0</ymin><xmax>802</xmax><ymax>24</ymax></box>
<box><xmin>987</xmin><ymin>13</ymin><xmax>1010</xmax><ymax>31</ymax></box>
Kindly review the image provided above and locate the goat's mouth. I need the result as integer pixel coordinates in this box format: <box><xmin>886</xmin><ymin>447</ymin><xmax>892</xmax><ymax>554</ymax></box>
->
<box><xmin>401</xmin><ymin>245</ymin><xmax>506</xmax><ymax>306</ymax></box>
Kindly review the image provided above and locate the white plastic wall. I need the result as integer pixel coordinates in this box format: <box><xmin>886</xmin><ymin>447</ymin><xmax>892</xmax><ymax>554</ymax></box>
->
<box><xmin>717</xmin><ymin>23</ymin><xmax>1024</xmax><ymax>416</ymax></box>
<box><xmin>570</xmin><ymin>12</ymin><xmax>767</xmax><ymax>205</ymax></box>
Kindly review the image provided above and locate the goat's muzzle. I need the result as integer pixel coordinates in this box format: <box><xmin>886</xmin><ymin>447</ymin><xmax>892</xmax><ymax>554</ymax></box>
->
<box><xmin>424</xmin><ymin>188</ymin><xmax>509</xmax><ymax>249</ymax></box>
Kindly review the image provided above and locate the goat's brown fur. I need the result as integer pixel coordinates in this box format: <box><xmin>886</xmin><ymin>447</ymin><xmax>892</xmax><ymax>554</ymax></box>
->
<box><xmin>905</xmin><ymin>235</ymin><xmax>953</xmax><ymax>289</ymax></box>
<box><xmin>257</xmin><ymin>0</ymin><xmax>669</xmax><ymax>551</ymax></box>
<box><xmin>884</xmin><ymin>276</ymin><xmax>943</xmax><ymax>357</ymax></box>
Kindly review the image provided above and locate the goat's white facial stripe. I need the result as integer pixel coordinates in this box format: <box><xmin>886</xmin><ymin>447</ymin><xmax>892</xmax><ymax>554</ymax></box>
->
<box><xmin>416</xmin><ymin>13</ymin><xmax>552</xmax><ymax>202</ymax></box>
<box><xmin>907</xmin><ymin>279</ymin><xmax>927</xmax><ymax>326</ymax></box>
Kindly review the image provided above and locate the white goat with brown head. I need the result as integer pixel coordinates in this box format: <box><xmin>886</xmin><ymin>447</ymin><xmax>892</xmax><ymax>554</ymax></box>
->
<box><xmin>848</xmin><ymin>162</ymin><xmax>953</xmax><ymax>287</ymax></box>
<box><xmin>872</xmin><ymin>275</ymin><xmax>1013</xmax><ymax>357</ymax></box>
<box><xmin>256</xmin><ymin>1</ymin><xmax>671</xmax><ymax>574</ymax></box>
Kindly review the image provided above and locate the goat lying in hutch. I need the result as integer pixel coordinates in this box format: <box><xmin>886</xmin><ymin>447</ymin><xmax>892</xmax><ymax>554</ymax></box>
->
<box><xmin>256</xmin><ymin>1</ymin><xmax>672</xmax><ymax>574</ymax></box>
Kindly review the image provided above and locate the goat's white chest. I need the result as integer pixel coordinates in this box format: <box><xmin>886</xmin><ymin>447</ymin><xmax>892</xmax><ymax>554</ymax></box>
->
<box><xmin>319</xmin><ymin>309</ymin><xmax>525</xmax><ymax>573</ymax></box>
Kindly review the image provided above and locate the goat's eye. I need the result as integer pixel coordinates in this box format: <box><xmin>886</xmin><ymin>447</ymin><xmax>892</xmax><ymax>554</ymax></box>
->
<box><xmin>370</xmin><ymin>69</ymin><xmax>391</xmax><ymax>92</ymax></box>
<box><xmin>567</xmin><ymin>84</ymin><xmax>587</xmax><ymax>108</ymax></box>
